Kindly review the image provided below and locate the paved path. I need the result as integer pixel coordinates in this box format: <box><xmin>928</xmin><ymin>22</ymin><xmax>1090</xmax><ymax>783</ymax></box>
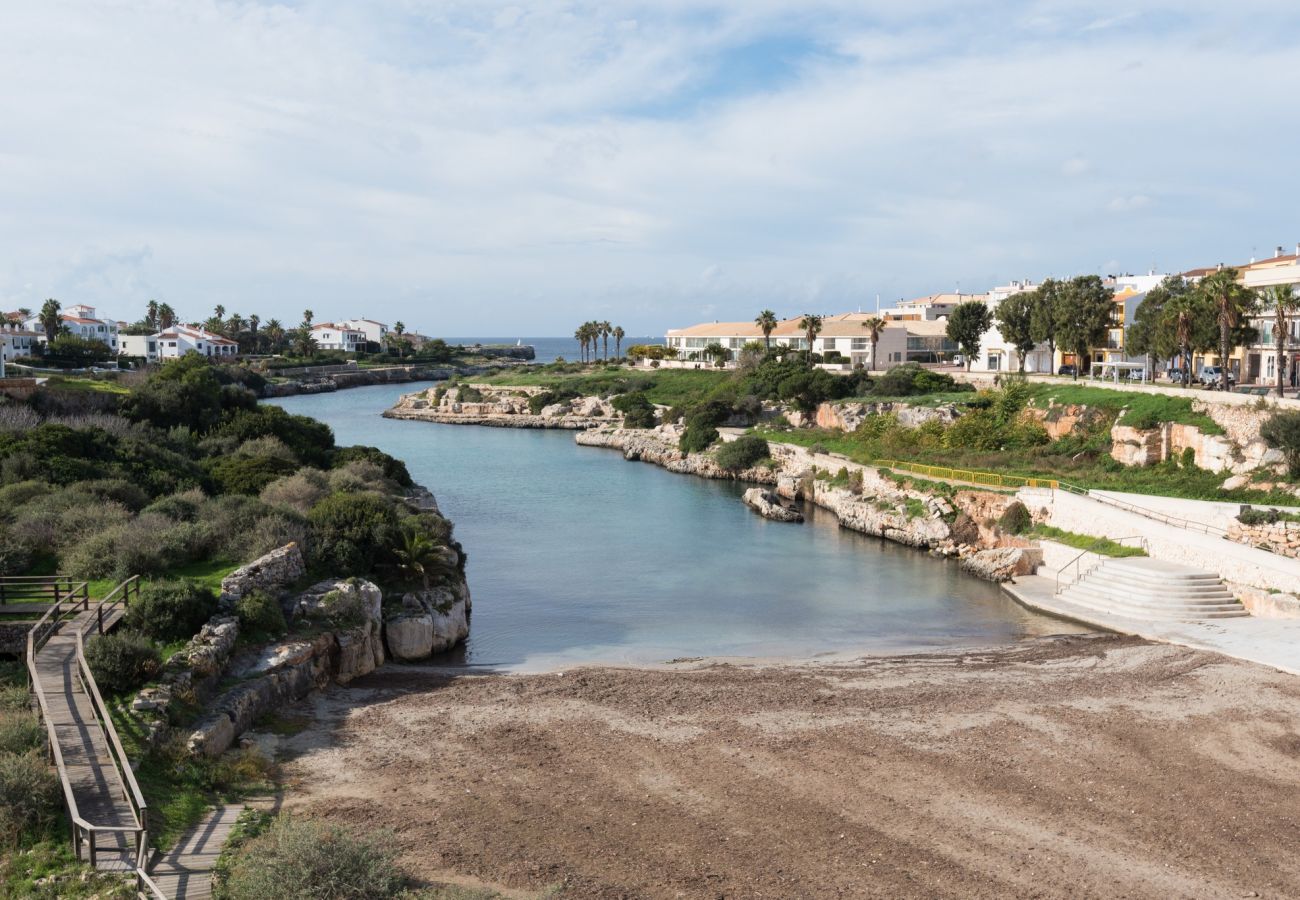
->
<box><xmin>1004</xmin><ymin>574</ymin><xmax>1300</xmax><ymax>676</ymax></box>
<box><xmin>32</xmin><ymin>603</ymin><xmax>138</xmax><ymax>869</ymax></box>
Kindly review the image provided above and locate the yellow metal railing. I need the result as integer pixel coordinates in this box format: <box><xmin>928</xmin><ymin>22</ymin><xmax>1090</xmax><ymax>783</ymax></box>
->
<box><xmin>874</xmin><ymin>459</ymin><xmax>1061</xmax><ymax>490</ymax></box>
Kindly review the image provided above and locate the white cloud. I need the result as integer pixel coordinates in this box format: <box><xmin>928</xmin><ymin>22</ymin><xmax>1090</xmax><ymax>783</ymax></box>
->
<box><xmin>0</xmin><ymin>1</ymin><xmax>1297</xmax><ymax>333</ymax></box>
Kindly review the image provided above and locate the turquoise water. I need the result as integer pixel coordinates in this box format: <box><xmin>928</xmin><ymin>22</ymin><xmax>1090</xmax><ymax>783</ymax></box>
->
<box><xmin>271</xmin><ymin>384</ymin><xmax>1081</xmax><ymax>670</ymax></box>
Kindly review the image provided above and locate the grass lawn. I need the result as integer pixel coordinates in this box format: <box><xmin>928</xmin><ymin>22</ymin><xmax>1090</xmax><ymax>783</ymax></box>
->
<box><xmin>476</xmin><ymin>366</ymin><xmax>731</xmax><ymax>407</ymax></box>
<box><xmin>39</xmin><ymin>374</ymin><xmax>132</xmax><ymax>395</ymax></box>
<box><xmin>759</xmin><ymin>427</ymin><xmax>1297</xmax><ymax>506</ymax></box>
<box><xmin>1029</xmin><ymin>525</ymin><xmax>1148</xmax><ymax>557</ymax></box>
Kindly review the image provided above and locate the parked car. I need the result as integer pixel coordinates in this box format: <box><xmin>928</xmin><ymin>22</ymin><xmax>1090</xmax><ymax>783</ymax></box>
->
<box><xmin>1196</xmin><ymin>365</ymin><xmax>1235</xmax><ymax>386</ymax></box>
<box><xmin>1057</xmin><ymin>364</ymin><xmax>1077</xmax><ymax>376</ymax></box>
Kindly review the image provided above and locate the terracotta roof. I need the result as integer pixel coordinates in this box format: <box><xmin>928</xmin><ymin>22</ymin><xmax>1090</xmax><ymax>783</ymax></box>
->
<box><xmin>62</xmin><ymin>315</ymin><xmax>106</xmax><ymax>325</ymax></box>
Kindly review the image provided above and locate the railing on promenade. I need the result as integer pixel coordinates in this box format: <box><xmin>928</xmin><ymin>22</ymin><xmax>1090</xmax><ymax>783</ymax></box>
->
<box><xmin>874</xmin><ymin>459</ymin><xmax>1061</xmax><ymax>490</ymax></box>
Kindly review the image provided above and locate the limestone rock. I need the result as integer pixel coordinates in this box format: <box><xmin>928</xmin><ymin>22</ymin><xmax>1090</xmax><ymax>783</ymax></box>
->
<box><xmin>959</xmin><ymin>547</ymin><xmax>1039</xmax><ymax>582</ymax></box>
<box><xmin>742</xmin><ymin>488</ymin><xmax>804</xmax><ymax>522</ymax></box>
<box><xmin>219</xmin><ymin>543</ymin><xmax>305</xmax><ymax>608</ymax></box>
<box><xmin>293</xmin><ymin>578</ymin><xmax>383</xmax><ymax>627</ymax></box>
<box><xmin>385</xmin><ymin>614</ymin><xmax>434</xmax><ymax>661</ymax></box>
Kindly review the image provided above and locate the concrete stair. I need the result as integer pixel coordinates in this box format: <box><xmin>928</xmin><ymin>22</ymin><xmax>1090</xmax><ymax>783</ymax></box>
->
<box><xmin>1057</xmin><ymin>557</ymin><xmax>1248</xmax><ymax>621</ymax></box>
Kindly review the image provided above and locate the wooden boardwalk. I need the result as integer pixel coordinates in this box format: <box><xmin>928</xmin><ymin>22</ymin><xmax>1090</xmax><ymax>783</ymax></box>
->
<box><xmin>32</xmin><ymin>602</ymin><xmax>141</xmax><ymax>870</ymax></box>
<box><xmin>150</xmin><ymin>804</ymin><xmax>249</xmax><ymax>899</ymax></box>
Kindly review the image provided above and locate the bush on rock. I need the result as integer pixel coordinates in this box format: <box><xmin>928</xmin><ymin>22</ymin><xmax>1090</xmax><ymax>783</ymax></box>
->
<box><xmin>715</xmin><ymin>435</ymin><xmax>771</xmax><ymax>471</ymax></box>
<box><xmin>125</xmin><ymin>580</ymin><xmax>219</xmax><ymax>642</ymax></box>
<box><xmin>84</xmin><ymin>632</ymin><xmax>161</xmax><ymax>695</ymax></box>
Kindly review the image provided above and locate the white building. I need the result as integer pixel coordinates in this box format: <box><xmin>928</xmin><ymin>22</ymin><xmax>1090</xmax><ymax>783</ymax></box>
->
<box><xmin>976</xmin><ymin>280</ymin><xmax>1056</xmax><ymax>373</ymax></box>
<box><xmin>663</xmin><ymin>313</ymin><xmax>955</xmax><ymax>369</ymax></box>
<box><xmin>24</xmin><ymin>304</ymin><xmax>120</xmax><ymax>352</ymax></box>
<box><xmin>310</xmin><ymin>322</ymin><xmax>367</xmax><ymax>352</ymax></box>
<box><xmin>149</xmin><ymin>324</ymin><xmax>239</xmax><ymax>361</ymax></box>
<box><xmin>336</xmin><ymin>318</ymin><xmax>389</xmax><ymax>347</ymax></box>
<box><xmin>0</xmin><ymin>323</ymin><xmax>42</xmax><ymax>372</ymax></box>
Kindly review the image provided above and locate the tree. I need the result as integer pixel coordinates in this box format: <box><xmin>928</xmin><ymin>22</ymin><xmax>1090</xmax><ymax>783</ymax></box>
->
<box><xmin>393</xmin><ymin>527</ymin><xmax>442</xmax><ymax>590</ymax></box>
<box><xmin>145</xmin><ymin>300</ymin><xmax>159</xmax><ymax>331</ymax></box>
<box><xmin>1127</xmin><ymin>277</ymin><xmax>1187</xmax><ymax>380</ymax></box>
<box><xmin>1054</xmin><ymin>275</ymin><xmax>1114</xmax><ymax>380</ymax></box>
<box><xmin>860</xmin><ymin>316</ymin><xmax>886</xmax><ymax>370</ymax></box>
<box><xmin>1264</xmin><ymin>284</ymin><xmax>1299</xmax><ymax>397</ymax></box>
<box><xmin>573</xmin><ymin>325</ymin><xmax>588</xmax><ymax>363</ymax></box>
<box><xmin>214</xmin><ymin>304</ymin><xmax>226</xmax><ymax>322</ymax></box>
<box><xmin>1028</xmin><ymin>278</ymin><xmax>1062</xmax><ymax>370</ymax></box>
<box><xmin>247</xmin><ymin>314</ymin><xmax>261</xmax><ymax>353</ymax></box>
<box><xmin>158</xmin><ymin>303</ymin><xmax>176</xmax><ymax>330</ymax></box>
<box><xmin>264</xmin><ymin>318</ymin><xmax>285</xmax><ymax>351</ymax></box>
<box><xmin>994</xmin><ymin>293</ymin><xmax>1036</xmax><ymax>372</ymax></box>
<box><xmin>945</xmin><ymin>301</ymin><xmax>992</xmax><ymax>372</ymax></box>
<box><xmin>42</xmin><ymin>334</ymin><xmax>111</xmax><ymax>368</ymax></box>
<box><xmin>301</xmin><ymin>309</ymin><xmax>314</xmax><ymax>329</ymax></box>
<box><xmin>613</xmin><ymin>325</ymin><xmax>625</xmax><ymax>358</ymax></box>
<box><xmin>756</xmin><ymin>310</ymin><xmax>778</xmax><ymax>350</ymax></box>
<box><xmin>600</xmin><ymin>320</ymin><xmax>612</xmax><ymax>361</ymax></box>
<box><xmin>393</xmin><ymin>322</ymin><xmax>406</xmax><ymax>357</ymax></box>
<box><xmin>38</xmin><ymin>299</ymin><xmax>62</xmax><ymax>343</ymax></box>
<box><xmin>1261</xmin><ymin>411</ymin><xmax>1300</xmax><ymax>479</ymax></box>
<box><xmin>1198</xmin><ymin>268</ymin><xmax>1257</xmax><ymax>391</ymax></box>
<box><xmin>798</xmin><ymin>314</ymin><xmax>823</xmax><ymax>367</ymax></box>
<box><xmin>1165</xmin><ymin>291</ymin><xmax>1201</xmax><ymax>386</ymax></box>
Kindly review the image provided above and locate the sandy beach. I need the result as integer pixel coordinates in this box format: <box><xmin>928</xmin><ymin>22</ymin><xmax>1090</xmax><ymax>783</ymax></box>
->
<box><xmin>279</xmin><ymin>634</ymin><xmax>1300</xmax><ymax>899</ymax></box>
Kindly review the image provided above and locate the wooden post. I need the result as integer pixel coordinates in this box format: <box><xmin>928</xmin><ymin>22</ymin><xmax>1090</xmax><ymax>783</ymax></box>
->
<box><xmin>87</xmin><ymin>829</ymin><xmax>96</xmax><ymax>867</ymax></box>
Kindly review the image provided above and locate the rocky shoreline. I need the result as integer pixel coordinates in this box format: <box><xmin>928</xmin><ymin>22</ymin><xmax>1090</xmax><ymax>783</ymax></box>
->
<box><xmin>386</xmin><ymin>384</ymin><xmax>1036</xmax><ymax>584</ymax></box>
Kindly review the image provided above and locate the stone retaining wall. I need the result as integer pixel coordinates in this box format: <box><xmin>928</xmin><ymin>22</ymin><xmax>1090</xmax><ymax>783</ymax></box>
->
<box><xmin>1227</xmin><ymin>519</ymin><xmax>1300</xmax><ymax>558</ymax></box>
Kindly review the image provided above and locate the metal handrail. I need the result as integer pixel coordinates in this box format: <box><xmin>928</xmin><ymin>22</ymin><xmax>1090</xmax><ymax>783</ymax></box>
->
<box><xmin>1053</xmin><ymin>536</ymin><xmax>1149</xmax><ymax>595</ymax></box>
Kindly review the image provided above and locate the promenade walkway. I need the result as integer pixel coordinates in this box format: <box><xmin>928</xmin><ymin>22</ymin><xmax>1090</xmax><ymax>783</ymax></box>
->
<box><xmin>1004</xmin><ymin>574</ymin><xmax>1300</xmax><ymax>676</ymax></box>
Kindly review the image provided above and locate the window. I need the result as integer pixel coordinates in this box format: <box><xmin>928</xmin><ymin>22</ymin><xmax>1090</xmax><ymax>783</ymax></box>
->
<box><xmin>851</xmin><ymin>338</ymin><xmax>868</xmax><ymax>350</ymax></box>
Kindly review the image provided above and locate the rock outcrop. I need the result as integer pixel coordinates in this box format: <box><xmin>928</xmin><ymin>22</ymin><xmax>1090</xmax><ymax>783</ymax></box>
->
<box><xmin>813</xmin><ymin>400</ymin><xmax>961</xmax><ymax>432</ymax></box>
<box><xmin>293</xmin><ymin>578</ymin><xmax>385</xmax><ymax>683</ymax></box>
<box><xmin>576</xmin><ymin>426</ymin><xmax>782</xmax><ymax>484</ymax></box>
<box><xmin>385</xmin><ymin>384</ymin><xmax>619</xmax><ymax>430</ymax></box>
<box><xmin>385</xmin><ymin>583</ymin><xmax>471</xmax><ymax>660</ymax></box>
<box><xmin>958</xmin><ymin>547</ymin><xmax>1040</xmax><ymax>582</ymax></box>
<box><xmin>742</xmin><ymin>488</ymin><xmax>804</xmax><ymax>522</ymax></box>
<box><xmin>219</xmin><ymin>542</ymin><xmax>306</xmax><ymax>609</ymax></box>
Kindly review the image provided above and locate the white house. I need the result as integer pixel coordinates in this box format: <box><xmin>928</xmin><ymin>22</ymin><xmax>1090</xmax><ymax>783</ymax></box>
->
<box><xmin>663</xmin><ymin>313</ymin><xmax>954</xmax><ymax>369</ymax></box>
<box><xmin>975</xmin><ymin>280</ymin><xmax>1056</xmax><ymax>373</ymax></box>
<box><xmin>24</xmin><ymin>304</ymin><xmax>120</xmax><ymax>352</ymax></box>
<box><xmin>310</xmin><ymin>322</ymin><xmax>367</xmax><ymax>352</ymax></box>
<box><xmin>336</xmin><ymin>318</ymin><xmax>389</xmax><ymax>347</ymax></box>
<box><xmin>150</xmin><ymin>324</ymin><xmax>239</xmax><ymax>361</ymax></box>
<box><xmin>117</xmin><ymin>334</ymin><xmax>160</xmax><ymax>361</ymax></box>
<box><xmin>0</xmin><ymin>324</ymin><xmax>42</xmax><ymax>372</ymax></box>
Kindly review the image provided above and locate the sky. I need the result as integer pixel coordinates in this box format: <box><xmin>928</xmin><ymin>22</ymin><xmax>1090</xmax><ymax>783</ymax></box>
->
<box><xmin>1</xmin><ymin>1</ymin><xmax>1298</xmax><ymax>336</ymax></box>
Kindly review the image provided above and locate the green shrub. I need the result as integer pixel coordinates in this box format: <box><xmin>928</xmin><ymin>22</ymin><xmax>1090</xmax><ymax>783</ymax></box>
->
<box><xmin>208</xmin><ymin>455</ymin><xmax>299</xmax><ymax>496</ymax></box>
<box><xmin>0</xmin><ymin>751</ymin><xmax>61</xmax><ymax>842</ymax></box>
<box><xmin>456</xmin><ymin>385</ymin><xmax>483</xmax><ymax>403</ymax></box>
<box><xmin>124</xmin><ymin>580</ymin><xmax>218</xmax><ymax>642</ymax></box>
<box><xmin>219</xmin><ymin>814</ymin><xmax>406</xmax><ymax>900</ymax></box>
<box><xmin>715</xmin><ymin>435</ymin><xmax>770</xmax><ymax>471</ymax></box>
<box><xmin>679</xmin><ymin>422</ymin><xmax>719</xmax><ymax>454</ymax></box>
<box><xmin>997</xmin><ymin>501</ymin><xmax>1032</xmax><ymax>535</ymax></box>
<box><xmin>1238</xmin><ymin>507</ymin><xmax>1282</xmax><ymax>526</ymax></box>
<box><xmin>0</xmin><ymin>480</ymin><xmax>51</xmax><ymax>512</ymax></box>
<box><xmin>0</xmin><ymin>683</ymin><xmax>30</xmax><ymax>713</ymax></box>
<box><xmin>307</xmin><ymin>492</ymin><xmax>401</xmax><ymax>575</ymax></box>
<box><xmin>236</xmin><ymin>590</ymin><xmax>287</xmax><ymax>641</ymax></box>
<box><xmin>84</xmin><ymin>631</ymin><xmax>160</xmax><ymax>695</ymax></box>
<box><xmin>1180</xmin><ymin>446</ymin><xmax>1197</xmax><ymax>468</ymax></box>
<box><xmin>0</xmin><ymin>526</ymin><xmax>31</xmax><ymax>576</ymax></box>
<box><xmin>0</xmin><ymin>710</ymin><xmax>42</xmax><ymax>755</ymax></box>
<box><xmin>611</xmin><ymin>392</ymin><xmax>656</xmax><ymax>428</ymax></box>
<box><xmin>527</xmin><ymin>388</ymin><xmax>578</xmax><ymax>414</ymax></box>
<box><xmin>216</xmin><ymin>406</ymin><xmax>335</xmax><ymax>468</ymax></box>
<box><xmin>330</xmin><ymin>446</ymin><xmax>412</xmax><ymax>488</ymax></box>
<box><xmin>1261</xmin><ymin>411</ymin><xmax>1300</xmax><ymax>478</ymax></box>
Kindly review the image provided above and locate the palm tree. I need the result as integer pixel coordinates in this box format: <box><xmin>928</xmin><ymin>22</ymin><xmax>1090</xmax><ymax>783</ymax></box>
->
<box><xmin>798</xmin><ymin>314</ymin><xmax>823</xmax><ymax>367</ymax></box>
<box><xmin>1199</xmin><ymin>269</ymin><xmax>1256</xmax><ymax>391</ymax></box>
<box><xmin>755</xmin><ymin>310</ymin><xmax>778</xmax><ymax>350</ymax></box>
<box><xmin>16</xmin><ymin>307</ymin><xmax>31</xmax><ymax>319</ymax></box>
<box><xmin>247</xmin><ymin>314</ymin><xmax>260</xmax><ymax>352</ymax></box>
<box><xmin>158</xmin><ymin>303</ymin><xmax>176</xmax><ymax>330</ymax></box>
<box><xmin>145</xmin><ymin>300</ymin><xmax>159</xmax><ymax>331</ymax></box>
<box><xmin>265</xmin><ymin>318</ymin><xmax>285</xmax><ymax>350</ymax></box>
<box><xmin>1265</xmin><ymin>284</ymin><xmax>1298</xmax><ymax>397</ymax></box>
<box><xmin>613</xmin><ymin>325</ymin><xmax>625</xmax><ymax>358</ymax></box>
<box><xmin>38</xmin><ymin>299</ymin><xmax>61</xmax><ymax>342</ymax></box>
<box><xmin>213</xmin><ymin>304</ymin><xmax>226</xmax><ymax>327</ymax></box>
<box><xmin>861</xmin><ymin>316</ymin><xmax>886</xmax><ymax>370</ymax></box>
<box><xmin>226</xmin><ymin>312</ymin><xmax>245</xmax><ymax>336</ymax></box>
<box><xmin>601</xmin><ymin>321</ymin><xmax>612</xmax><ymax>361</ymax></box>
<box><xmin>302</xmin><ymin>309</ymin><xmax>314</xmax><ymax>329</ymax></box>
<box><xmin>1167</xmin><ymin>293</ymin><xmax>1197</xmax><ymax>387</ymax></box>
<box><xmin>394</xmin><ymin>528</ymin><xmax>442</xmax><ymax>590</ymax></box>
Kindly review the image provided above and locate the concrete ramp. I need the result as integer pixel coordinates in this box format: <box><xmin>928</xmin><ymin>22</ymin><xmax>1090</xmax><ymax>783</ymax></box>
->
<box><xmin>1059</xmin><ymin>558</ymin><xmax>1247</xmax><ymax>621</ymax></box>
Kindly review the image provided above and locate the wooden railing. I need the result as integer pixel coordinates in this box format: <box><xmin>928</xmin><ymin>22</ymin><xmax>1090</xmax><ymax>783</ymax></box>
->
<box><xmin>22</xmin><ymin>575</ymin><xmax>156</xmax><ymax>883</ymax></box>
<box><xmin>1</xmin><ymin>575</ymin><xmax>89</xmax><ymax>607</ymax></box>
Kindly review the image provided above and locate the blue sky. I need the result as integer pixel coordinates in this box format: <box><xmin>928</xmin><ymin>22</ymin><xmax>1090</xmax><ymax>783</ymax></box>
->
<box><xmin>0</xmin><ymin>1</ymin><xmax>1297</xmax><ymax>335</ymax></box>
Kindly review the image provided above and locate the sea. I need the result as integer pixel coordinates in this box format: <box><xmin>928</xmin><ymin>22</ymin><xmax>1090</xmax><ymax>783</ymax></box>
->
<box><xmin>447</xmin><ymin>337</ymin><xmax>660</xmax><ymax>365</ymax></box>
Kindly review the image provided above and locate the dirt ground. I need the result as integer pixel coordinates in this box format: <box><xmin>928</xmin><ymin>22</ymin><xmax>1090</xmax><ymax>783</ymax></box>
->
<box><xmin>279</xmin><ymin>635</ymin><xmax>1300</xmax><ymax>899</ymax></box>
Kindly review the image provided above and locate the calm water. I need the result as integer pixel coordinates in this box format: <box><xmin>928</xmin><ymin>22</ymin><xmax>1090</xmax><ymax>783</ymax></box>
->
<box><xmin>271</xmin><ymin>384</ymin><xmax>1081</xmax><ymax>670</ymax></box>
